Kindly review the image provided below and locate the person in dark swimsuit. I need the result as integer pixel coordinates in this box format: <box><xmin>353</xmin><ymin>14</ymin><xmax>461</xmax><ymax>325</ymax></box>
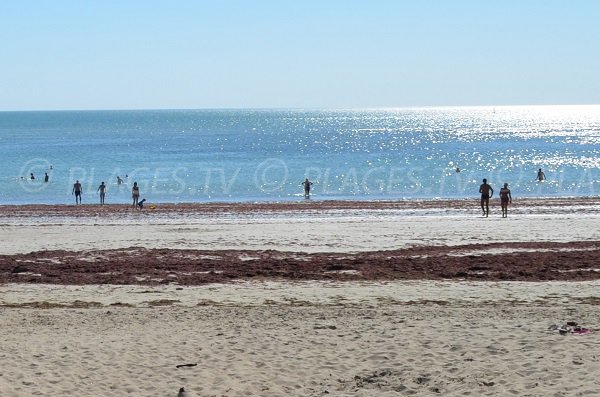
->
<box><xmin>97</xmin><ymin>182</ymin><xmax>107</xmax><ymax>205</ymax></box>
<box><xmin>72</xmin><ymin>180</ymin><xmax>83</xmax><ymax>205</ymax></box>
<box><xmin>479</xmin><ymin>178</ymin><xmax>494</xmax><ymax>217</ymax></box>
<box><xmin>499</xmin><ymin>183</ymin><xmax>512</xmax><ymax>218</ymax></box>
<box><xmin>302</xmin><ymin>178</ymin><xmax>313</xmax><ymax>199</ymax></box>
<box><xmin>536</xmin><ymin>168</ymin><xmax>546</xmax><ymax>182</ymax></box>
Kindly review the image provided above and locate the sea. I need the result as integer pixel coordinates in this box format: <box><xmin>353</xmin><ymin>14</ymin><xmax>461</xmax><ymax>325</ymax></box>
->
<box><xmin>1</xmin><ymin>105</ymin><xmax>599</xmax><ymax>205</ymax></box>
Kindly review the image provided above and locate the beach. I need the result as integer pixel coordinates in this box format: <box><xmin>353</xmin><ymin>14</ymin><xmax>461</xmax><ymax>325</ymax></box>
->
<box><xmin>1</xmin><ymin>198</ymin><xmax>600</xmax><ymax>396</ymax></box>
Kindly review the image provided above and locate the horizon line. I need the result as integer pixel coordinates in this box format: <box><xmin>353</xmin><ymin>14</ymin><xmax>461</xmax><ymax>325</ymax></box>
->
<box><xmin>2</xmin><ymin>103</ymin><xmax>600</xmax><ymax>113</ymax></box>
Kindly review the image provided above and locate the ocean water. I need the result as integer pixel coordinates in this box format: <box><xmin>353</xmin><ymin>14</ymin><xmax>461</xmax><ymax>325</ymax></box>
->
<box><xmin>1</xmin><ymin>106</ymin><xmax>599</xmax><ymax>205</ymax></box>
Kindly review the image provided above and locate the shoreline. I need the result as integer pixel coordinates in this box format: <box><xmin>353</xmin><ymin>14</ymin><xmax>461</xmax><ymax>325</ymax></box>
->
<box><xmin>1</xmin><ymin>195</ymin><xmax>600</xmax><ymax>215</ymax></box>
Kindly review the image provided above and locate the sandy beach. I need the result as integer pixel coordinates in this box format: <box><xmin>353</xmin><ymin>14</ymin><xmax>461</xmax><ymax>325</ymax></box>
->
<box><xmin>1</xmin><ymin>198</ymin><xmax>600</xmax><ymax>396</ymax></box>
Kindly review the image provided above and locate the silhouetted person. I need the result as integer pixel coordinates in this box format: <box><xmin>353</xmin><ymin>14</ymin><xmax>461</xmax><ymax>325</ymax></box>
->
<box><xmin>72</xmin><ymin>180</ymin><xmax>83</xmax><ymax>204</ymax></box>
<box><xmin>132</xmin><ymin>181</ymin><xmax>140</xmax><ymax>208</ymax></box>
<box><xmin>499</xmin><ymin>183</ymin><xmax>512</xmax><ymax>218</ymax></box>
<box><xmin>302</xmin><ymin>178</ymin><xmax>313</xmax><ymax>199</ymax></box>
<box><xmin>479</xmin><ymin>178</ymin><xmax>494</xmax><ymax>217</ymax></box>
<box><xmin>536</xmin><ymin>168</ymin><xmax>546</xmax><ymax>182</ymax></box>
<box><xmin>30</xmin><ymin>173</ymin><xmax>35</xmax><ymax>180</ymax></box>
<box><xmin>97</xmin><ymin>182</ymin><xmax>107</xmax><ymax>205</ymax></box>
<box><xmin>44</xmin><ymin>172</ymin><xmax>49</xmax><ymax>182</ymax></box>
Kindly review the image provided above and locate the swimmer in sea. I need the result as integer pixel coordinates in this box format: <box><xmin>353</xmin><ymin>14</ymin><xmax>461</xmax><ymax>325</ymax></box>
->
<box><xmin>536</xmin><ymin>168</ymin><xmax>546</xmax><ymax>182</ymax></box>
<box><xmin>302</xmin><ymin>178</ymin><xmax>313</xmax><ymax>199</ymax></box>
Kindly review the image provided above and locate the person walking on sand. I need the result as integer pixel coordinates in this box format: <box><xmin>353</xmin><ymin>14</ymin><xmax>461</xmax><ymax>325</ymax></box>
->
<box><xmin>302</xmin><ymin>178</ymin><xmax>313</xmax><ymax>199</ymax></box>
<box><xmin>479</xmin><ymin>178</ymin><xmax>494</xmax><ymax>217</ymax></box>
<box><xmin>499</xmin><ymin>182</ymin><xmax>512</xmax><ymax>218</ymax></box>
<box><xmin>97</xmin><ymin>181</ymin><xmax>107</xmax><ymax>205</ymax></box>
<box><xmin>536</xmin><ymin>168</ymin><xmax>546</xmax><ymax>182</ymax></box>
<box><xmin>72</xmin><ymin>180</ymin><xmax>83</xmax><ymax>205</ymax></box>
<box><xmin>132</xmin><ymin>181</ymin><xmax>140</xmax><ymax>208</ymax></box>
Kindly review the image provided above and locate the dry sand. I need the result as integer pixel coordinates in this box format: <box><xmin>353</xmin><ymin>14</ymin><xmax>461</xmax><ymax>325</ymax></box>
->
<box><xmin>1</xmin><ymin>198</ymin><xmax>600</xmax><ymax>396</ymax></box>
<box><xmin>2</xmin><ymin>281</ymin><xmax>600</xmax><ymax>396</ymax></box>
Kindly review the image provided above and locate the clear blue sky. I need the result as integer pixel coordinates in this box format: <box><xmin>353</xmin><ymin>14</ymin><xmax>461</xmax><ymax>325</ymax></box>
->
<box><xmin>1</xmin><ymin>0</ymin><xmax>599</xmax><ymax>110</ymax></box>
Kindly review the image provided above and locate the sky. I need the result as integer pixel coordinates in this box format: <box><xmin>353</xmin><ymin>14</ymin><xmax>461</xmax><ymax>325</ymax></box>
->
<box><xmin>1</xmin><ymin>0</ymin><xmax>599</xmax><ymax>110</ymax></box>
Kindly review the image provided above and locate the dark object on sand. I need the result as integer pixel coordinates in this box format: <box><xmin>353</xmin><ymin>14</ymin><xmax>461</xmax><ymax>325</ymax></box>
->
<box><xmin>11</xmin><ymin>265</ymin><xmax>28</xmax><ymax>274</ymax></box>
<box><xmin>176</xmin><ymin>363</ymin><xmax>197</xmax><ymax>368</ymax></box>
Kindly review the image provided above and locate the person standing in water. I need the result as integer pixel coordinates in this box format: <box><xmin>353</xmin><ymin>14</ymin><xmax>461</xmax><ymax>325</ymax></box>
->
<box><xmin>536</xmin><ymin>168</ymin><xmax>546</xmax><ymax>182</ymax></box>
<box><xmin>97</xmin><ymin>181</ymin><xmax>107</xmax><ymax>205</ymax></box>
<box><xmin>479</xmin><ymin>178</ymin><xmax>494</xmax><ymax>217</ymax></box>
<box><xmin>499</xmin><ymin>183</ymin><xmax>512</xmax><ymax>218</ymax></box>
<box><xmin>72</xmin><ymin>180</ymin><xmax>83</xmax><ymax>205</ymax></box>
<box><xmin>132</xmin><ymin>181</ymin><xmax>140</xmax><ymax>208</ymax></box>
<box><xmin>44</xmin><ymin>172</ymin><xmax>49</xmax><ymax>182</ymax></box>
<box><xmin>302</xmin><ymin>178</ymin><xmax>313</xmax><ymax>199</ymax></box>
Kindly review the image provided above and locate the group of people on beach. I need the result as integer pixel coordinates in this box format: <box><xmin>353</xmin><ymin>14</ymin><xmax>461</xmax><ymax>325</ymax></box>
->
<box><xmin>478</xmin><ymin>179</ymin><xmax>512</xmax><ymax>218</ymax></box>
<box><xmin>37</xmin><ymin>166</ymin><xmax>548</xmax><ymax>216</ymax></box>
<box><xmin>71</xmin><ymin>178</ymin><xmax>142</xmax><ymax>209</ymax></box>
<box><xmin>479</xmin><ymin>168</ymin><xmax>546</xmax><ymax>218</ymax></box>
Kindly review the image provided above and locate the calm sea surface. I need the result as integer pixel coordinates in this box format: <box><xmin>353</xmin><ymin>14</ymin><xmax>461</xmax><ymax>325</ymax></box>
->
<box><xmin>1</xmin><ymin>106</ymin><xmax>599</xmax><ymax>205</ymax></box>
